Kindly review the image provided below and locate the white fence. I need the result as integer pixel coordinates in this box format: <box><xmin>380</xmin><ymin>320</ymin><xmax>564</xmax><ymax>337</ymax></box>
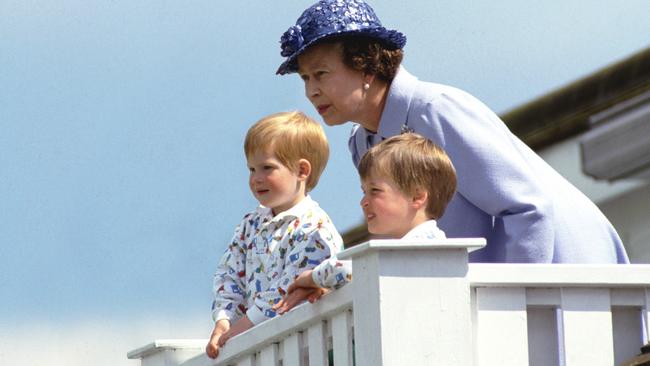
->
<box><xmin>128</xmin><ymin>239</ymin><xmax>650</xmax><ymax>366</ymax></box>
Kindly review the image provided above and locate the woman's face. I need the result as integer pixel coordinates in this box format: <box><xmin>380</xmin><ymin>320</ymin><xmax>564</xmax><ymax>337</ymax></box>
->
<box><xmin>297</xmin><ymin>43</ymin><xmax>367</xmax><ymax>126</ymax></box>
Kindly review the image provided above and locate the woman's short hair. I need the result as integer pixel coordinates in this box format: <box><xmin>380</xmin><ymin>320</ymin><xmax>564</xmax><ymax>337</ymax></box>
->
<box><xmin>324</xmin><ymin>35</ymin><xmax>403</xmax><ymax>82</ymax></box>
<box><xmin>358</xmin><ymin>133</ymin><xmax>457</xmax><ymax>219</ymax></box>
<box><xmin>244</xmin><ymin>111</ymin><xmax>329</xmax><ymax>192</ymax></box>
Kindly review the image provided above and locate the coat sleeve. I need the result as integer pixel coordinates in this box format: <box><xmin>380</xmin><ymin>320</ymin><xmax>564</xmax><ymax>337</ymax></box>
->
<box><xmin>211</xmin><ymin>215</ymin><xmax>250</xmax><ymax>323</ymax></box>
<box><xmin>246</xmin><ymin>222</ymin><xmax>342</xmax><ymax>325</ymax></box>
<box><xmin>420</xmin><ymin>89</ymin><xmax>555</xmax><ymax>262</ymax></box>
<box><xmin>312</xmin><ymin>255</ymin><xmax>352</xmax><ymax>290</ymax></box>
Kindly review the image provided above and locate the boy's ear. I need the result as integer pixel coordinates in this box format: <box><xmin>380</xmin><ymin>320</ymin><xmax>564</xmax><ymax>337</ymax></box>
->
<box><xmin>297</xmin><ymin>159</ymin><xmax>312</xmax><ymax>181</ymax></box>
<box><xmin>412</xmin><ymin>188</ymin><xmax>428</xmax><ymax>209</ymax></box>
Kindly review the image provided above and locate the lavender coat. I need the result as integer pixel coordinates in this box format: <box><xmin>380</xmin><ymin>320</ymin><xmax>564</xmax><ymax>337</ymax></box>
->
<box><xmin>349</xmin><ymin>67</ymin><xmax>628</xmax><ymax>263</ymax></box>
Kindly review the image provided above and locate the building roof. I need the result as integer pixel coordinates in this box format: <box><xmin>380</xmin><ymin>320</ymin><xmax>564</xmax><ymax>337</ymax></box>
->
<box><xmin>502</xmin><ymin>46</ymin><xmax>650</xmax><ymax>150</ymax></box>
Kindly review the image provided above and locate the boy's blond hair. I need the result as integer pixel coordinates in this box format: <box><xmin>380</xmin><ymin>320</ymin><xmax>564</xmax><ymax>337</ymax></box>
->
<box><xmin>358</xmin><ymin>133</ymin><xmax>457</xmax><ymax>219</ymax></box>
<box><xmin>244</xmin><ymin>111</ymin><xmax>329</xmax><ymax>192</ymax></box>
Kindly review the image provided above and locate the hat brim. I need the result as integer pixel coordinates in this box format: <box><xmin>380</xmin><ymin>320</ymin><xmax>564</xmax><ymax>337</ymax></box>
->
<box><xmin>276</xmin><ymin>28</ymin><xmax>406</xmax><ymax>75</ymax></box>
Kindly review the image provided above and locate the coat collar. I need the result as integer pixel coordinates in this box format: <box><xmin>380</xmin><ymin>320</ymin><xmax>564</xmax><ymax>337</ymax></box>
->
<box><xmin>376</xmin><ymin>66</ymin><xmax>419</xmax><ymax>139</ymax></box>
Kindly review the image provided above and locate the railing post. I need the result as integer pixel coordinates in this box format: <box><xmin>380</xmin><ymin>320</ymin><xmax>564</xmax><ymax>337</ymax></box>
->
<box><xmin>338</xmin><ymin>239</ymin><xmax>485</xmax><ymax>366</ymax></box>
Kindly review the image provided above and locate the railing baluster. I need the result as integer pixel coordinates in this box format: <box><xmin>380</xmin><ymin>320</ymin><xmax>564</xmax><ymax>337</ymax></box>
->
<box><xmin>234</xmin><ymin>354</ymin><xmax>255</xmax><ymax>366</ymax></box>
<box><xmin>610</xmin><ymin>288</ymin><xmax>645</xmax><ymax>363</ymax></box>
<box><xmin>282</xmin><ymin>332</ymin><xmax>302</xmax><ymax>366</ymax></box>
<box><xmin>331</xmin><ymin>310</ymin><xmax>353</xmax><ymax>366</ymax></box>
<box><xmin>527</xmin><ymin>307</ymin><xmax>560</xmax><ymax>366</ymax></box>
<box><xmin>307</xmin><ymin>321</ymin><xmax>328</xmax><ymax>366</ymax></box>
<box><xmin>612</xmin><ymin>306</ymin><xmax>644</xmax><ymax>365</ymax></box>
<box><xmin>259</xmin><ymin>344</ymin><xmax>279</xmax><ymax>366</ymax></box>
<box><xmin>561</xmin><ymin>288</ymin><xmax>614</xmax><ymax>366</ymax></box>
<box><xmin>475</xmin><ymin>287</ymin><xmax>528</xmax><ymax>366</ymax></box>
<box><xmin>645</xmin><ymin>288</ymin><xmax>650</xmax><ymax>344</ymax></box>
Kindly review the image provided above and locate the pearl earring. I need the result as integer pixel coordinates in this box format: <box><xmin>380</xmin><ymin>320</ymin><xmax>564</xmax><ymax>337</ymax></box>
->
<box><xmin>363</xmin><ymin>83</ymin><xmax>370</xmax><ymax>90</ymax></box>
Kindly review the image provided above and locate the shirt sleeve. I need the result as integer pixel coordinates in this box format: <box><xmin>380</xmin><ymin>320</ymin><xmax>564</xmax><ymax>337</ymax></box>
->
<box><xmin>312</xmin><ymin>255</ymin><xmax>352</xmax><ymax>290</ymax></box>
<box><xmin>422</xmin><ymin>89</ymin><xmax>555</xmax><ymax>262</ymax></box>
<box><xmin>246</xmin><ymin>221</ymin><xmax>342</xmax><ymax>325</ymax></box>
<box><xmin>211</xmin><ymin>216</ymin><xmax>249</xmax><ymax>323</ymax></box>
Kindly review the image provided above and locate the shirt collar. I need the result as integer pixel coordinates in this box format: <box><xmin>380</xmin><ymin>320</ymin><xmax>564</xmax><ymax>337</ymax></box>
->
<box><xmin>256</xmin><ymin>195</ymin><xmax>318</xmax><ymax>223</ymax></box>
<box><xmin>402</xmin><ymin>220</ymin><xmax>444</xmax><ymax>240</ymax></box>
<box><xmin>376</xmin><ymin>66</ymin><xmax>419</xmax><ymax>139</ymax></box>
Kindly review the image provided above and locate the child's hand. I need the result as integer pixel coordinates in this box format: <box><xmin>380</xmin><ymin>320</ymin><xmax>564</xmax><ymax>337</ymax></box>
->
<box><xmin>205</xmin><ymin>319</ymin><xmax>230</xmax><ymax>359</ymax></box>
<box><xmin>274</xmin><ymin>286</ymin><xmax>328</xmax><ymax>314</ymax></box>
<box><xmin>217</xmin><ymin>316</ymin><xmax>254</xmax><ymax>347</ymax></box>
<box><xmin>273</xmin><ymin>270</ymin><xmax>329</xmax><ymax>314</ymax></box>
<box><xmin>286</xmin><ymin>269</ymin><xmax>318</xmax><ymax>293</ymax></box>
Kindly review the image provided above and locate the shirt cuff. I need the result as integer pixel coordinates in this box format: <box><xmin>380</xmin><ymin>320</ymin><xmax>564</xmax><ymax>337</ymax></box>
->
<box><xmin>213</xmin><ymin>309</ymin><xmax>233</xmax><ymax>323</ymax></box>
<box><xmin>246</xmin><ymin>305</ymin><xmax>268</xmax><ymax>326</ymax></box>
<box><xmin>312</xmin><ymin>258</ymin><xmax>352</xmax><ymax>289</ymax></box>
<box><xmin>312</xmin><ymin>263</ymin><xmax>327</xmax><ymax>288</ymax></box>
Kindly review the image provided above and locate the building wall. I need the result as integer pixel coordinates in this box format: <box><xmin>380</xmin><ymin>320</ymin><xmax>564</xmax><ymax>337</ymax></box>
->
<box><xmin>599</xmin><ymin>183</ymin><xmax>650</xmax><ymax>263</ymax></box>
<box><xmin>538</xmin><ymin>135</ymin><xmax>650</xmax><ymax>263</ymax></box>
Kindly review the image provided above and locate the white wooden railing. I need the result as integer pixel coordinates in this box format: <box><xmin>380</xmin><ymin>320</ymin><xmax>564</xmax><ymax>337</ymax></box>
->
<box><xmin>128</xmin><ymin>239</ymin><xmax>650</xmax><ymax>366</ymax></box>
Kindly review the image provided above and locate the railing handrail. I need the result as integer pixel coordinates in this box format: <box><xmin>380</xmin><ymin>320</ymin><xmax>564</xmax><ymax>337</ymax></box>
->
<box><xmin>188</xmin><ymin>283</ymin><xmax>354</xmax><ymax>366</ymax></box>
<box><xmin>338</xmin><ymin>238</ymin><xmax>487</xmax><ymax>260</ymax></box>
<box><xmin>468</xmin><ymin>263</ymin><xmax>650</xmax><ymax>287</ymax></box>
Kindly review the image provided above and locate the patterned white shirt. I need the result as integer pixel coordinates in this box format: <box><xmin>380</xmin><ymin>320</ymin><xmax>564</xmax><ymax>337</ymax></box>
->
<box><xmin>212</xmin><ymin>196</ymin><xmax>342</xmax><ymax>325</ymax></box>
<box><xmin>312</xmin><ymin>220</ymin><xmax>445</xmax><ymax>289</ymax></box>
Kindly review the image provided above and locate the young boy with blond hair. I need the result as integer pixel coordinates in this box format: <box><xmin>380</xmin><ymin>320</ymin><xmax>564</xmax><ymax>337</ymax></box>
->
<box><xmin>206</xmin><ymin>111</ymin><xmax>343</xmax><ymax>359</ymax></box>
<box><xmin>274</xmin><ymin>132</ymin><xmax>457</xmax><ymax>312</ymax></box>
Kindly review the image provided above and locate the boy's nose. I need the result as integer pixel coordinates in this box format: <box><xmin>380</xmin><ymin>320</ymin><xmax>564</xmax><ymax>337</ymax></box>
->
<box><xmin>360</xmin><ymin>196</ymin><xmax>368</xmax><ymax>208</ymax></box>
<box><xmin>251</xmin><ymin>173</ymin><xmax>264</xmax><ymax>183</ymax></box>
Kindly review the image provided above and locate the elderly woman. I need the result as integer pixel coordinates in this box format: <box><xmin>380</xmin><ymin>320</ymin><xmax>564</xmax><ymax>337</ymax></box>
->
<box><xmin>276</xmin><ymin>0</ymin><xmax>628</xmax><ymax>264</ymax></box>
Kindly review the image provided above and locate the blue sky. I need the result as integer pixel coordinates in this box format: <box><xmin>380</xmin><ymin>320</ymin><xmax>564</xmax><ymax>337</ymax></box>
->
<box><xmin>1</xmin><ymin>1</ymin><xmax>649</xmax><ymax>364</ymax></box>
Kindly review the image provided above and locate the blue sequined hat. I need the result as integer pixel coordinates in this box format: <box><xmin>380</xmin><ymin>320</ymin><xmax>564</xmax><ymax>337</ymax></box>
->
<box><xmin>276</xmin><ymin>0</ymin><xmax>406</xmax><ymax>75</ymax></box>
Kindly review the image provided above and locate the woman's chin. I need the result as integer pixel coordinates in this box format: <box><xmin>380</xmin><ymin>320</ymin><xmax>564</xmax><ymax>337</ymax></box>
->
<box><xmin>322</xmin><ymin>115</ymin><xmax>347</xmax><ymax>127</ymax></box>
